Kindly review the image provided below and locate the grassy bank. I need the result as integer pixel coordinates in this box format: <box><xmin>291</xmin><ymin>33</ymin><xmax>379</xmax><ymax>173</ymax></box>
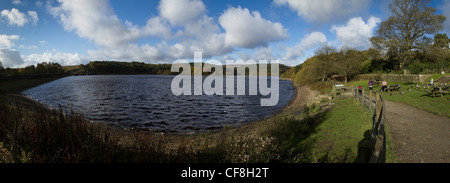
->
<box><xmin>347</xmin><ymin>80</ymin><xmax>450</xmax><ymax>117</ymax></box>
<box><xmin>263</xmin><ymin>98</ymin><xmax>373</xmax><ymax>163</ymax></box>
<box><xmin>0</xmin><ymin>76</ymin><xmax>373</xmax><ymax>163</ymax></box>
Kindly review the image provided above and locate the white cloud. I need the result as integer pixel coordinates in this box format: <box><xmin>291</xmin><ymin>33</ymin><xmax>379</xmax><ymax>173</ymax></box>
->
<box><xmin>273</xmin><ymin>0</ymin><xmax>371</xmax><ymax>23</ymax></box>
<box><xmin>47</xmin><ymin>0</ymin><xmax>289</xmax><ymax>64</ymax></box>
<box><xmin>232</xmin><ymin>47</ymin><xmax>278</xmax><ymax>65</ymax></box>
<box><xmin>331</xmin><ymin>16</ymin><xmax>381</xmax><ymax>50</ymax></box>
<box><xmin>39</xmin><ymin>40</ymin><xmax>47</xmax><ymax>46</ymax></box>
<box><xmin>82</xmin><ymin>0</ymin><xmax>230</xmax><ymax>62</ymax></box>
<box><xmin>48</xmin><ymin>0</ymin><xmax>229</xmax><ymax>62</ymax></box>
<box><xmin>442</xmin><ymin>1</ymin><xmax>450</xmax><ymax>33</ymax></box>
<box><xmin>1</xmin><ymin>8</ymin><xmax>28</xmax><ymax>27</ymax></box>
<box><xmin>167</xmin><ymin>15</ymin><xmax>231</xmax><ymax>59</ymax></box>
<box><xmin>158</xmin><ymin>0</ymin><xmax>206</xmax><ymax>26</ymax></box>
<box><xmin>19</xmin><ymin>45</ymin><xmax>38</xmax><ymax>49</ymax></box>
<box><xmin>88</xmin><ymin>44</ymin><xmax>163</xmax><ymax>62</ymax></box>
<box><xmin>219</xmin><ymin>6</ymin><xmax>288</xmax><ymax>48</ymax></box>
<box><xmin>1</xmin><ymin>8</ymin><xmax>38</xmax><ymax>27</ymax></box>
<box><xmin>0</xmin><ymin>34</ymin><xmax>20</xmax><ymax>49</ymax></box>
<box><xmin>0</xmin><ymin>49</ymin><xmax>25</xmax><ymax>68</ymax></box>
<box><xmin>12</xmin><ymin>0</ymin><xmax>22</xmax><ymax>5</ymax></box>
<box><xmin>143</xmin><ymin>17</ymin><xmax>172</xmax><ymax>39</ymax></box>
<box><xmin>49</xmin><ymin>0</ymin><xmax>142</xmax><ymax>48</ymax></box>
<box><xmin>286</xmin><ymin>32</ymin><xmax>327</xmax><ymax>60</ymax></box>
<box><xmin>27</xmin><ymin>11</ymin><xmax>38</xmax><ymax>25</ymax></box>
<box><xmin>36</xmin><ymin>1</ymin><xmax>43</xmax><ymax>7</ymax></box>
<box><xmin>24</xmin><ymin>51</ymin><xmax>88</xmax><ymax>66</ymax></box>
<box><xmin>253</xmin><ymin>47</ymin><xmax>278</xmax><ymax>61</ymax></box>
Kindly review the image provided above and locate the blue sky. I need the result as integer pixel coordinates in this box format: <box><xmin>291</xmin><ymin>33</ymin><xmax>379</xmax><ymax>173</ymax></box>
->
<box><xmin>0</xmin><ymin>0</ymin><xmax>449</xmax><ymax>68</ymax></box>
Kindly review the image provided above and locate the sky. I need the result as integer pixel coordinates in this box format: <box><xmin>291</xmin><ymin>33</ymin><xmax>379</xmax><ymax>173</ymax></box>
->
<box><xmin>0</xmin><ymin>0</ymin><xmax>449</xmax><ymax>68</ymax></box>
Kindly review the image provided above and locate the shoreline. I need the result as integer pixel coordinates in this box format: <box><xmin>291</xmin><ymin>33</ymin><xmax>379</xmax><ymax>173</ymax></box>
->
<box><xmin>0</xmin><ymin>74</ymin><xmax>319</xmax><ymax>163</ymax></box>
<box><xmin>12</xmin><ymin>75</ymin><xmax>302</xmax><ymax>136</ymax></box>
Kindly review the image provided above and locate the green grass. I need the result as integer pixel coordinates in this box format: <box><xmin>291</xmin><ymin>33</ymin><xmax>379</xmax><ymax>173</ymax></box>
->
<box><xmin>384</xmin><ymin>124</ymin><xmax>397</xmax><ymax>163</ymax></box>
<box><xmin>305</xmin><ymin>98</ymin><xmax>373</xmax><ymax>163</ymax></box>
<box><xmin>425</xmin><ymin>73</ymin><xmax>450</xmax><ymax>83</ymax></box>
<box><xmin>62</xmin><ymin>65</ymin><xmax>82</xmax><ymax>71</ymax></box>
<box><xmin>265</xmin><ymin>98</ymin><xmax>373</xmax><ymax>163</ymax></box>
<box><xmin>347</xmin><ymin>80</ymin><xmax>450</xmax><ymax>117</ymax></box>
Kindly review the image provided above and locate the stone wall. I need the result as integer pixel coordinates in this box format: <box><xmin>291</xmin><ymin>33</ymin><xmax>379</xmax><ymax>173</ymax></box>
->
<box><xmin>357</xmin><ymin>74</ymin><xmax>431</xmax><ymax>83</ymax></box>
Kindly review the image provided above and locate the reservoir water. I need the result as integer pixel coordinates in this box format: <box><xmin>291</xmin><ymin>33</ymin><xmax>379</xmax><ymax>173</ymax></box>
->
<box><xmin>23</xmin><ymin>75</ymin><xmax>295</xmax><ymax>133</ymax></box>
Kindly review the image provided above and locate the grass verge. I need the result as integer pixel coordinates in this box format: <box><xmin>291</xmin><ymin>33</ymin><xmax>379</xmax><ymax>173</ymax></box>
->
<box><xmin>347</xmin><ymin>80</ymin><xmax>450</xmax><ymax>117</ymax></box>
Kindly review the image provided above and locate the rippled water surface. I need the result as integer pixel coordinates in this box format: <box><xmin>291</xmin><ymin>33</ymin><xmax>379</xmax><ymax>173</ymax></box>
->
<box><xmin>23</xmin><ymin>75</ymin><xmax>295</xmax><ymax>133</ymax></box>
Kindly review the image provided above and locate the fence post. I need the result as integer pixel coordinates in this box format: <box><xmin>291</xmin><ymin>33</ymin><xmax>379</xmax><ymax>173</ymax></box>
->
<box><xmin>362</xmin><ymin>88</ymin><xmax>365</xmax><ymax>106</ymax></box>
<box><xmin>375</xmin><ymin>93</ymin><xmax>381</xmax><ymax>123</ymax></box>
<box><xmin>352</xmin><ymin>85</ymin><xmax>354</xmax><ymax>98</ymax></box>
<box><xmin>333</xmin><ymin>85</ymin><xmax>336</xmax><ymax>99</ymax></box>
<box><xmin>356</xmin><ymin>86</ymin><xmax>359</xmax><ymax>99</ymax></box>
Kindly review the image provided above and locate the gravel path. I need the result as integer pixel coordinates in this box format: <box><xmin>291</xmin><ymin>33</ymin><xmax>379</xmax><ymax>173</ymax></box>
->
<box><xmin>384</xmin><ymin>101</ymin><xmax>450</xmax><ymax>163</ymax></box>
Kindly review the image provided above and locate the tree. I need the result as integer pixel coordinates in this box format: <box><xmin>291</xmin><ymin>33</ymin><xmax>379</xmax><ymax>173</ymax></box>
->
<box><xmin>314</xmin><ymin>45</ymin><xmax>337</xmax><ymax>82</ymax></box>
<box><xmin>371</xmin><ymin>0</ymin><xmax>446</xmax><ymax>69</ymax></box>
<box><xmin>0</xmin><ymin>61</ymin><xmax>3</xmax><ymax>80</ymax></box>
<box><xmin>434</xmin><ymin>33</ymin><xmax>450</xmax><ymax>49</ymax></box>
<box><xmin>36</xmin><ymin>63</ymin><xmax>48</xmax><ymax>74</ymax></box>
<box><xmin>336</xmin><ymin>48</ymin><xmax>365</xmax><ymax>83</ymax></box>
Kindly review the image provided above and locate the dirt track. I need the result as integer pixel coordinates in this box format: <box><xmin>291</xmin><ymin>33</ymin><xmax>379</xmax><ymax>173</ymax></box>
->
<box><xmin>385</xmin><ymin>101</ymin><xmax>450</xmax><ymax>163</ymax></box>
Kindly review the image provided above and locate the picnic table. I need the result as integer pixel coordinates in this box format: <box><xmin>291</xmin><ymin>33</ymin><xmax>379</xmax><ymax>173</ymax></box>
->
<box><xmin>428</xmin><ymin>86</ymin><xmax>449</xmax><ymax>97</ymax></box>
<box><xmin>387</xmin><ymin>84</ymin><xmax>401</xmax><ymax>92</ymax></box>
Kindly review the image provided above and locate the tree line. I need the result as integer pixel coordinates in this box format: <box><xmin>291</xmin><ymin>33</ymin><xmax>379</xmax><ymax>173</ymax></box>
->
<box><xmin>0</xmin><ymin>62</ymin><xmax>65</xmax><ymax>81</ymax></box>
<box><xmin>289</xmin><ymin>0</ymin><xmax>449</xmax><ymax>87</ymax></box>
<box><xmin>0</xmin><ymin>60</ymin><xmax>292</xmax><ymax>81</ymax></box>
<box><xmin>81</xmin><ymin>61</ymin><xmax>291</xmax><ymax>76</ymax></box>
<box><xmin>81</xmin><ymin>61</ymin><xmax>173</xmax><ymax>75</ymax></box>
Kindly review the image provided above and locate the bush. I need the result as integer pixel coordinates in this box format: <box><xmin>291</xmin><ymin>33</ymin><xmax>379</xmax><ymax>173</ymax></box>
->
<box><xmin>407</xmin><ymin>62</ymin><xmax>440</xmax><ymax>74</ymax></box>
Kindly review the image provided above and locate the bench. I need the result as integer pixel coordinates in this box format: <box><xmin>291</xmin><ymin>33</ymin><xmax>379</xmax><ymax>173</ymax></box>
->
<box><xmin>333</xmin><ymin>84</ymin><xmax>345</xmax><ymax>97</ymax></box>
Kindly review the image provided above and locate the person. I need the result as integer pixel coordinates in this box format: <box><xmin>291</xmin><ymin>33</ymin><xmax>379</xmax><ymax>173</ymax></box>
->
<box><xmin>430</xmin><ymin>78</ymin><xmax>434</xmax><ymax>86</ymax></box>
<box><xmin>381</xmin><ymin>80</ymin><xmax>388</xmax><ymax>92</ymax></box>
<box><xmin>368</xmin><ymin>78</ymin><xmax>374</xmax><ymax>91</ymax></box>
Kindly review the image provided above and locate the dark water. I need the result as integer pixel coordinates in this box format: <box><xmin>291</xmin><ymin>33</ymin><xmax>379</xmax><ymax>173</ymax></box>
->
<box><xmin>23</xmin><ymin>75</ymin><xmax>295</xmax><ymax>133</ymax></box>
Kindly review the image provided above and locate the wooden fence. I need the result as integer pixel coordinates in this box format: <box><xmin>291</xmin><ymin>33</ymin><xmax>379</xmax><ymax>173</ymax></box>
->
<box><xmin>352</xmin><ymin>86</ymin><xmax>386</xmax><ymax>163</ymax></box>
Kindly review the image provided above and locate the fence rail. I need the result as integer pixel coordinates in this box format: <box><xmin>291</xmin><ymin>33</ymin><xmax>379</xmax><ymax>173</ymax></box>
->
<box><xmin>351</xmin><ymin>86</ymin><xmax>386</xmax><ymax>163</ymax></box>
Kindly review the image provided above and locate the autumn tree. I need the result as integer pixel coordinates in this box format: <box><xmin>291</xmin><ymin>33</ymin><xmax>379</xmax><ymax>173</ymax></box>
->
<box><xmin>370</xmin><ymin>0</ymin><xmax>446</xmax><ymax>69</ymax></box>
<box><xmin>434</xmin><ymin>33</ymin><xmax>449</xmax><ymax>48</ymax></box>
<box><xmin>336</xmin><ymin>48</ymin><xmax>365</xmax><ymax>83</ymax></box>
<box><xmin>314</xmin><ymin>45</ymin><xmax>337</xmax><ymax>82</ymax></box>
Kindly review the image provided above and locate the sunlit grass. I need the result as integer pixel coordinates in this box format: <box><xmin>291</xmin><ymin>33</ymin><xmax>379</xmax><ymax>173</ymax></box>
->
<box><xmin>347</xmin><ymin>80</ymin><xmax>450</xmax><ymax>117</ymax></box>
